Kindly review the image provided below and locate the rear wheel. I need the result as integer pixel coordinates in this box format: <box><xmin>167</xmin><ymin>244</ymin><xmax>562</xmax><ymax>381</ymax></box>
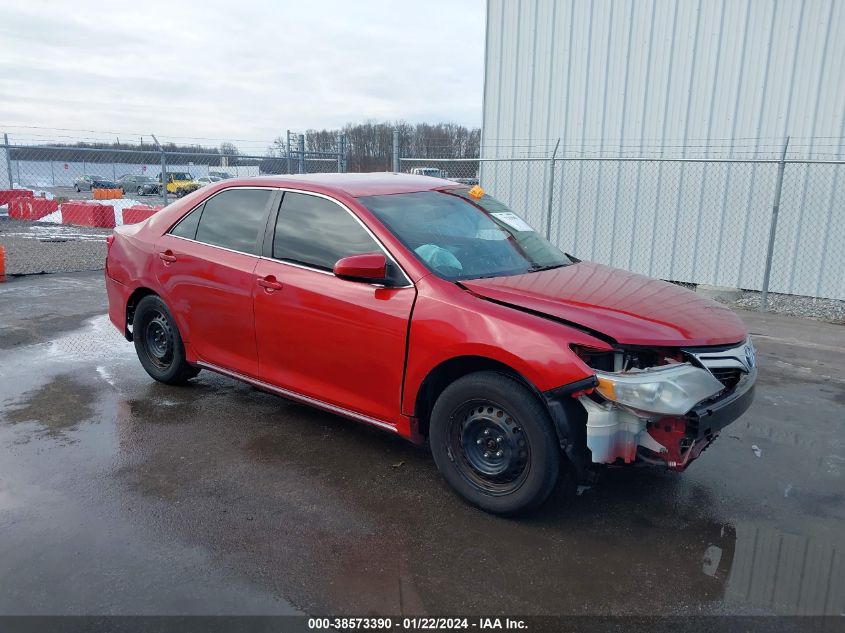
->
<box><xmin>137</xmin><ymin>186</ymin><xmax>144</xmax><ymax>196</ymax></box>
<box><xmin>429</xmin><ymin>372</ymin><xmax>560</xmax><ymax>515</ymax></box>
<box><xmin>133</xmin><ymin>295</ymin><xmax>199</xmax><ymax>385</ymax></box>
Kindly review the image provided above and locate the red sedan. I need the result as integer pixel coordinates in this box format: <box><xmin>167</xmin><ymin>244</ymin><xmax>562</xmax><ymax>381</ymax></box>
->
<box><xmin>105</xmin><ymin>173</ymin><xmax>756</xmax><ymax>514</ymax></box>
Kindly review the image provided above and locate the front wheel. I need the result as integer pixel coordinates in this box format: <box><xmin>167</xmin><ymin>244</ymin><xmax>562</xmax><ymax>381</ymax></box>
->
<box><xmin>137</xmin><ymin>186</ymin><xmax>144</xmax><ymax>196</ymax></box>
<box><xmin>132</xmin><ymin>295</ymin><xmax>200</xmax><ymax>385</ymax></box>
<box><xmin>429</xmin><ymin>372</ymin><xmax>560</xmax><ymax>515</ymax></box>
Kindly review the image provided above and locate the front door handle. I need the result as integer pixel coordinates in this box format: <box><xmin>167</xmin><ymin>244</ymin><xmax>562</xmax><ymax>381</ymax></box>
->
<box><xmin>257</xmin><ymin>276</ymin><xmax>283</xmax><ymax>291</ymax></box>
<box><xmin>158</xmin><ymin>250</ymin><xmax>177</xmax><ymax>264</ymax></box>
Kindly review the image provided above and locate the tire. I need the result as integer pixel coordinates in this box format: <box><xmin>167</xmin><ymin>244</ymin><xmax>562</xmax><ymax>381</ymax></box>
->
<box><xmin>429</xmin><ymin>372</ymin><xmax>560</xmax><ymax>515</ymax></box>
<box><xmin>176</xmin><ymin>188</ymin><xmax>184</xmax><ymax>198</ymax></box>
<box><xmin>132</xmin><ymin>295</ymin><xmax>200</xmax><ymax>385</ymax></box>
<box><xmin>137</xmin><ymin>186</ymin><xmax>144</xmax><ymax>196</ymax></box>
<box><xmin>75</xmin><ymin>185</ymin><xmax>80</xmax><ymax>192</ymax></box>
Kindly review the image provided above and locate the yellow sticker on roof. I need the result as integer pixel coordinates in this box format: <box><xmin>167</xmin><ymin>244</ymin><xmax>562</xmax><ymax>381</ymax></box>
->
<box><xmin>468</xmin><ymin>185</ymin><xmax>485</xmax><ymax>199</ymax></box>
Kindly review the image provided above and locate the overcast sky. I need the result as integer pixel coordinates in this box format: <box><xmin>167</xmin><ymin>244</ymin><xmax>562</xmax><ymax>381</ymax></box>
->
<box><xmin>0</xmin><ymin>0</ymin><xmax>485</xmax><ymax>148</ymax></box>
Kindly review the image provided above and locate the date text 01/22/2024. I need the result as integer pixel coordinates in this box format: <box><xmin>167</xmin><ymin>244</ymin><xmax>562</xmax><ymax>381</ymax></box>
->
<box><xmin>307</xmin><ymin>617</ymin><xmax>528</xmax><ymax>630</ymax></box>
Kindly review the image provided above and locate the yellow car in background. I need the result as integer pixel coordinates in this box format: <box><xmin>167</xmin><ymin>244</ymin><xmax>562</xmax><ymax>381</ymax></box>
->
<box><xmin>158</xmin><ymin>172</ymin><xmax>201</xmax><ymax>198</ymax></box>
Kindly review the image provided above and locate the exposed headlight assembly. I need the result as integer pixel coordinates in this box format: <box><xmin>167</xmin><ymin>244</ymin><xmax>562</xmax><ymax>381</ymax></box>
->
<box><xmin>594</xmin><ymin>364</ymin><xmax>724</xmax><ymax>415</ymax></box>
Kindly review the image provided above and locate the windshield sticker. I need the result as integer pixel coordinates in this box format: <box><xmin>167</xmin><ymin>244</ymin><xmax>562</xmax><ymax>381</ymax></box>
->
<box><xmin>491</xmin><ymin>212</ymin><xmax>533</xmax><ymax>232</ymax></box>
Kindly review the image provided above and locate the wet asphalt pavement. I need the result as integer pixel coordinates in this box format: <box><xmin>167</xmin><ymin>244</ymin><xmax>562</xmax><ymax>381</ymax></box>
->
<box><xmin>0</xmin><ymin>271</ymin><xmax>843</xmax><ymax>616</ymax></box>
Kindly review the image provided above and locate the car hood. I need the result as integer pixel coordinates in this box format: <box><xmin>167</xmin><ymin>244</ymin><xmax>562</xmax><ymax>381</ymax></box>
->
<box><xmin>461</xmin><ymin>261</ymin><xmax>747</xmax><ymax>347</ymax></box>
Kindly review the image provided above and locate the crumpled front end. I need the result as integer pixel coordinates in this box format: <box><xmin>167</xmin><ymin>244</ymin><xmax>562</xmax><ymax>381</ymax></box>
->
<box><xmin>572</xmin><ymin>339</ymin><xmax>757</xmax><ymax>471</ymax></box>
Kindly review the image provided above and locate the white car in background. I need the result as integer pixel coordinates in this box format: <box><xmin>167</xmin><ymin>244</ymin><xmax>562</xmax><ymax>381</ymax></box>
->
<box><xmin>196</xmin><ymin>176</ymin><xmax>222</xmax><ymax>187</ymax></box>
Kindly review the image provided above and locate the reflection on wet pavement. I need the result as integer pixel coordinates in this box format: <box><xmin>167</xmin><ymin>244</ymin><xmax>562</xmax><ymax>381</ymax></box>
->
<box><xmin>0</xmin><ymin>278</ymin><xmax>843</xmax><ymax>616</ymax></box>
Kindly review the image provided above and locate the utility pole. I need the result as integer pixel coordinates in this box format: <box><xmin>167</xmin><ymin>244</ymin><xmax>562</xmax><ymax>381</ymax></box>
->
<box><xmin>544</xmin><ymin>138</ymin><xmax>561</xmax><ymax>240</ymax></box>
<box><xmin>3</xmin><ymin>133</ymin><xmax>13</xmax><ymax>189</ymax></box>
<box><xmin>286</xmin><ymin>130</ymin><xmax>291</xmax><ymax>175</ymax></box>
<box><xmin>392</xmin><ymin>128</ymin><xmax>400</xmax><ymax>173</ymax></box>
<box><xmin>760</xmin><ymin>136</ymin><xmax>790</xmax><ymax>311</ymax></box>
<box><xmin>151</xmin><ymin>134</ymin><xmax>168</xmax><ymax>206</ymax></box>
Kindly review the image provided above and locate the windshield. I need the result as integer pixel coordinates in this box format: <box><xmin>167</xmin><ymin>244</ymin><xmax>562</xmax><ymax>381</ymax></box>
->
<box><xmin>360</xmin><ymin>189</ymin><xmax>570</xmax><ymax>281</ymax></box>
<box><xmin>171</xmin><ymin>172</ymin><xmax>191</xmax><ymax>180</ymax></box>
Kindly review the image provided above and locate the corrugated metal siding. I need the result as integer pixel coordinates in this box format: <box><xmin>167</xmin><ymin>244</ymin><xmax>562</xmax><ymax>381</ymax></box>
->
<box><xmin>481</xmin><ymin>0</ymin><xmax>845</xmax><ymax>300</ymax></box>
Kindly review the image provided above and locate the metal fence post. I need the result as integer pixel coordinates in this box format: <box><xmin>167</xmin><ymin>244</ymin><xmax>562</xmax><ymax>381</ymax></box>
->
<box><xmin>544</xmin><ymin>138</ymin><xmax>561</xmax><ymax>241</ymax></box>
<box><xmin>760</xmin><ymin>136</ymin><xmax>790</xmax><ymax>311</ymax></box>
<box><xmin>298</xmin><ymin>134</ymin><xmax>305</xmax><ymax>174</ymax></box>
<box><xmin>337</xmin><ymin>132</ymin><xmax>343</xmax><ymax>173</ymax></box>
<box><xmin>392</xmin><ymin>129</ymin><xmax>400</xmax><ymax>173</ymax></box>
<box><xmin>3</xmin><ymin>133</ymin><xmax>13</xmax><ymax>188</ymax></box>
<box><xmin>286</xmin><ymin>130</ymin><xmax>292</xmax><ymax>175</ymax></box>
<box><xmin>342</xmin><ymin>134</ymin><xmax>348</xmax><ymax>173</ymax></box>
<box><xmin>151</xmin><ymin>134</ymin><xmax>168</xmax><ymax>206</ymax></box>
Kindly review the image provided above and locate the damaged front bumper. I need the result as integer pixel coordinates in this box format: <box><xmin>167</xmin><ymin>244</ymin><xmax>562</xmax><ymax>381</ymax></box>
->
<box><xmin>580</xmin><ymin>367</ymin><xmax>755</xmax><ymax>470</ymax></box>
<box><xmin>548</xmin><ymin>339</ymin><xmax>757</xmax><ymax>472</ymax></box>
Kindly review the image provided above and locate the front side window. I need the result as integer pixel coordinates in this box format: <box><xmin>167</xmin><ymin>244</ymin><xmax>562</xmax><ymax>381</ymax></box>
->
<box><xmin>273</xmin><ymin>192</ymin><xmax>379</xmax><ymax>270</ymax></box>
<box><xmin>359</xmin><ymin>189</ymin><xmax>569</xmax><ymax>281</ymax></box>
<box><xmin>191</xmin><ymin>188</ymin><xmax>272</xmax><ymax>254</ymax></box>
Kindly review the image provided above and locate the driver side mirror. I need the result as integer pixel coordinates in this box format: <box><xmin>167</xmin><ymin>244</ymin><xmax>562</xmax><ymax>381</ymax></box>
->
<box><xmin>334</xmin><ymin>253</ymin><xmax>388</xmax><ymax>285</ymax></box>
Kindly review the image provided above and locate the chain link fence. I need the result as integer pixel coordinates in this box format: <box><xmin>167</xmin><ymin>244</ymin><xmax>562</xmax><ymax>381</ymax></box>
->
<box><xmin>0</xmin><ymin>131</ymin><xmax>347</xmax><ymax>276</ymax></box>
<box><xmin>400</xmin><ymin>142</ymin><xmax>845</xmax><ymax>320</ymax></box>
<box><xmin>3</xmin><ymin>129</ymin><xmax>843</xmax><ymax>320</ymax></box>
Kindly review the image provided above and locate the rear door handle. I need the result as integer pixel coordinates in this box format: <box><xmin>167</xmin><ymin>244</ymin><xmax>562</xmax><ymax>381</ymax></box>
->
<box><xmin>257</xmin><ymin>276</ymin><xmax>283</xmax><ymax>291</ymax></box>
<box><xmin>158</xmin><ymin>250</ymin><xmax>177</xmax><ymax>264</ymax></box>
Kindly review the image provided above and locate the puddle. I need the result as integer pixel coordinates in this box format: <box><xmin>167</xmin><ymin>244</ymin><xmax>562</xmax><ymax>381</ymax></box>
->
<box><xmin>1</xmin><ymin>373</ymin><xmax>97</xmax><ymax>442</ymax></box>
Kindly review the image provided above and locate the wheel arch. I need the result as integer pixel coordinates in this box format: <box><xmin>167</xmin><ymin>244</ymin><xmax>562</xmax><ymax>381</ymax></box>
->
<box><xmin>124</xmin><ymin>286</ymin><xmax>158</xmax><ymax>341</ymax></box>
<box><xmin>412</xmin><ymin>355</ymin><xmax>546</xmax><ymax>439</ymax></box>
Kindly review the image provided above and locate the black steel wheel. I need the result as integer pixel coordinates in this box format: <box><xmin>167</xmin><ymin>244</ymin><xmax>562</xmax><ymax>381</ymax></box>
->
<box><xmin>450</xmin><ymin>401</ymin><xmax>530</xmax><ymax>496</ymax></box>
<box><xmin>133</xmin><ymin>295</ymin><xmax>200</xmax><ymax>385</ymax></box>
<box><xmin>430</xmin><ymin>372</ymin><xmax>560</xmax><ymax>515</ymax></box>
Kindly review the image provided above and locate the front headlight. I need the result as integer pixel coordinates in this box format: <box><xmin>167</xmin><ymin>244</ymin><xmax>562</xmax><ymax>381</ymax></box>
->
<box><xmin>594</xmin><ymin>364</ymin><xmax>724</xmax><ymax>415</ymax></box>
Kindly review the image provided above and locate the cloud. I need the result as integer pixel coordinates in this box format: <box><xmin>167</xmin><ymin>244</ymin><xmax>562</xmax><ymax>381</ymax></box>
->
<box><xmin>0</xmin><ymin>0</ymin><xmax>485</xmax><ymax>146</ymax></box>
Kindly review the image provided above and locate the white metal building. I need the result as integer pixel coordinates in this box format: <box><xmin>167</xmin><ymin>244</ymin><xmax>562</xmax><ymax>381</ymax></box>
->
<box><xmin>480</xmin><ymin>0</ymin><xmax>845</xmax><ymax>300</ymax></box>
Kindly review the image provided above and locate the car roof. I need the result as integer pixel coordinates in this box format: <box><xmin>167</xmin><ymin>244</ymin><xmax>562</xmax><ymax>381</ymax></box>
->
<box><xmin>225</xmin><ymin>172</ymin><xmax>466</xmax><ymax>198</ymax></box>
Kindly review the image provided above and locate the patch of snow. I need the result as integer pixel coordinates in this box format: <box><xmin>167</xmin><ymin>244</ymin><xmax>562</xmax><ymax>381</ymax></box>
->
<box><xmin>11</xmin><ymin>184</ymin><xmax>55</xmax><ymax>200</ymax></box>
<box><xmin>96</xmin><ymin>365</ymin><xmax>117</xmax><ymax>387</ymax></box>
<box><xmin>38</xmin><ymin>210</ymin><xmax>63</xmax><ymax>224</ymax></box>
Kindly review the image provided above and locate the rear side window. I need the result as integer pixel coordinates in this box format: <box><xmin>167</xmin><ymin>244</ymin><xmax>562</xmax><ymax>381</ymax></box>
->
<box><xmin>170</xmin><ymin>204</ymin><xmax>202</xmax><ymax>239</ymax></box>
<box><xmin>273</xmin><ymin>192</ymin><xmax>378</xmax><ymax>270</ymax></box>
<box><xmin>193</xmin><ymin>188</ymin><xmax>272</xmax><ymax>254</ymax></box>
